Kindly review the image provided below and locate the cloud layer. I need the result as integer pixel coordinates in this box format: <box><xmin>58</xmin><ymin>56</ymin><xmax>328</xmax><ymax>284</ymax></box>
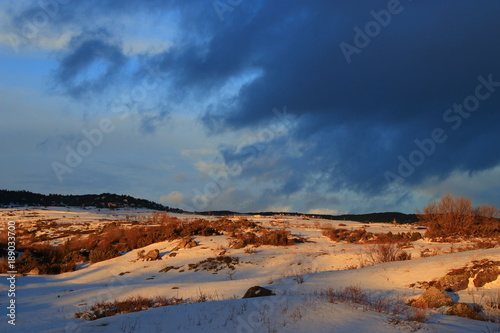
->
<box><xmin>2</xmin><ymin>0</ymin><xmax>500</xmax><ymax>213</ymax></box>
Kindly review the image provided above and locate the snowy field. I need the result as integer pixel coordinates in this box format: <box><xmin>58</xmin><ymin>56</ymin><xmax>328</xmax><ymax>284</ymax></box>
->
<box><xmin>1</xmin><ymin>207</ymin><xmax>499</xmax><ymax>333</ymax></box>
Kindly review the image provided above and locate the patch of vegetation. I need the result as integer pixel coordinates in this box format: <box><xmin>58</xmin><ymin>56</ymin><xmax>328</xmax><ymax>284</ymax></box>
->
<box><xmin>1</xmin><ymin>213</ymin><xmax>302</xmax><ymax>274</ymax></box>
<box><xmin>188</xmin><ymin>256</ymin><xmax>240</xmax><ymax>272</ymax></box>
<box><xmin>89</xmin><ymin>248</ymin><xmax>121</xmax><ymax>263</ymax></box>
<box><xmin>0</xmin><ymin>189</ymin><xmax>182</xmax><ymax>212</ymax></box>
<box><xmin>74</xmin><ymin>295</ymin><xmax>183</xmax><ymax>320</ymax></box>
<box><xmin>229</xmin><ymin>228</ymin><xmax>305</xmax><ymax>249</ymax></box>
<box><xmin>417</xmin><ymin>193</ymin><xmax>500</xmax><ymax>240</ymax></box>
<box><xmin>322</xmin><ymin>227</ymin><xmax>421</xmax><ymax>244</ymax></box>
<box><xmin>0</xmin><ymin>240</ymin><xmax>87</xmax><ymax>274</ymax></box>
<box><xmin>322</xmin><ymin>285</ymin><xmax>430</xmax><ymax>325</ymax></box>
<box><xmin>363</xmin><ymin>243</ymin><xmax>412</xmax><ymax>265</ymax></box>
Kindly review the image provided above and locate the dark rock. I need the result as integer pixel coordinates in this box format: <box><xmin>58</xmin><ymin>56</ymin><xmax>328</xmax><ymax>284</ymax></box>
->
<box><xmin>434</xmin><ymin>271</ymin><xmax>471</xmax><ymax>292</ymax></box>
<box><xmin>230</xmin><ymin>240</ymin><xmax>246</xmax><ymax>249</ymax></box>
<box><xmin>429</xmin><ymin>259</ymin><xmax>500</xmax><ymax>292</ymax></box>
<box><xmin>447</xmin><ymin>303</ymin><xmax>485</xmax><ymax>321</ymax></box>
<box><xmin>144</xmin><ymin>249</ymin><xmax>161</xmax><ymax>261</ymax></box>
<box><xmin>474</xmin><ymin>266</ymin><xmax>500</xmax><ymax>288</ymax></box>
<box><xmin>171</xmin><ymin>238</ymin><xmax>198</xmax><ymax>251</ymax></box>
<box><xmin>242</xmin><ymin>286</ymin><xmax>275</xmax><ymax>299</ymax></box>
<box><xmin>412</xmin><ymin>286</ymin><xmax>454</xmax><ymax>308</ymax></box>
<box><xmin>159</xmin><ymin>266</ymin><xmax>174</xmax><ymax>273</ymax></box>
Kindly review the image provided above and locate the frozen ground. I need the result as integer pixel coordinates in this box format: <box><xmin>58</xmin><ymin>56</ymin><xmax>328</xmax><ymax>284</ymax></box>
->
<box><xmin>1</xmin><ymin>207</ymin><xmax>499</xmax><ymax>333</ymax></box>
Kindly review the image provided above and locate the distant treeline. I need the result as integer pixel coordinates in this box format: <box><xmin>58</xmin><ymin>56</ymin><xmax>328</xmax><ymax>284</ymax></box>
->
<box><xmin>0</xmin><ymin>190</ymin><xmax>183</xmax><ymax>213</ymax></box>
<box><xmin>198</xmin><ymin>211</ymin><xmax>418</xmax><ymax>224</ymax></box>
<box><xmin>1</xmin><ymin>190</ymin><xmax>417</xmax><ymax>223</ymax></box>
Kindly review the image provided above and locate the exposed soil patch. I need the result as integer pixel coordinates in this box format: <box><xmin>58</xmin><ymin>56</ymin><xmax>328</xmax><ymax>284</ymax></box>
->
<box><xmin>410</xmin><ymin>259</ymin><xmax>500</xmax><ymax>292</ymax></box>
<box><xmin>188</xmin><ymin>256</ymin><xmax>240</xmax><ymax>272</ymax></box>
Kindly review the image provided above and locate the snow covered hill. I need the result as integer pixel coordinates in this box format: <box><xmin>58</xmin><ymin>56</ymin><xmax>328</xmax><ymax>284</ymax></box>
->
<box><xmin>1</xmin><ymin>208</ymin><xmax>499</xmax><ymax>333</ymax></box>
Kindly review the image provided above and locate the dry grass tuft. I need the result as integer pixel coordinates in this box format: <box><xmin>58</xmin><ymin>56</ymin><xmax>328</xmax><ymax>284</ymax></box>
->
<box><xmin>74</xmin><ymin>295</ymin><xmax>183</xmax><ymax>320</ymax></box>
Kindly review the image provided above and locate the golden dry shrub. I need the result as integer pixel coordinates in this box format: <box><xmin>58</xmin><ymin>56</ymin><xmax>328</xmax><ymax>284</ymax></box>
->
<box><xmin>417</xmin><ymin>194</ymin><xmax>500</xmax><ymax>239</ymax></box>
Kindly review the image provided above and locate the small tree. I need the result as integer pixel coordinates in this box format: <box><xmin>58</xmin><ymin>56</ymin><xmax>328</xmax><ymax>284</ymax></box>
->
<box><xmin>364</xmin><ymin>243</ymin><xmax>411</xmax><ymax>264</ymax></box>
<box><xmin>89</xmin><ymin>248</ymin><xmax>120</xmax><ymax>263</ymax></box>
<box><xmin>417</xmin><ymin>194</ymin><xmax>500</xmax><ymax>239</ymax></box>
<box><xmin>475</xmin><ymin>204</ymin><xmax>500</xmax><ymax>236</ymax></box>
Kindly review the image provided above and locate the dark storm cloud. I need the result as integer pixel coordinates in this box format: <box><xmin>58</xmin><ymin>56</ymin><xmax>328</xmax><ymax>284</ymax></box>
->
<box><xmin>194</xmin><ymin>0</ymin><xmax>500</xmax><ymax>196</ymax></box>
<box><xmin>9</xmin><ymin>0</ymin><xmax>500</xmax><ymax>199</ymax></box>
<box><xmin>50</xmin><ymin>29</ymin><xmax>127</xmax><ymax>99</ymax></box>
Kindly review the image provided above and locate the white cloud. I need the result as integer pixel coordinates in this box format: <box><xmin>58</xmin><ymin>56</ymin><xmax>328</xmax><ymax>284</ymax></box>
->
<box><xmin>0</xmin><ymin>29</ymin><xmax>76</xmax><ymax>52</ymax></box>
<box><xmin>0</xmin><ymin>27</ymin><xmax>172</xmax><ymax>56</ymax></box>
<box><xmin>307</xmin><ymin>208</ymin><xmax>343</xmax><ymax>215</ymax></box>
<box><xmin>194</xmin><ymin>160</ymin><xmax>226</xmax><ymax>175</ymax></box>
<box><xmin>122</xmin><ymin>39</ymin><xmax>172</xmax><ymax>56</ymax></box>
<box><xmin>265</xmin><ymin>205</ymin><xmax>292</xmax><ymax>212</ymax></box>
<box><xmin>416</xmin><ymin>165</ymin><xmax>500</xmax><ymax>206</ymax></box>
<box><xmin>160</xmin><ymin>191</ymin><xmax>184</xmax><ymax>205</ymax></box>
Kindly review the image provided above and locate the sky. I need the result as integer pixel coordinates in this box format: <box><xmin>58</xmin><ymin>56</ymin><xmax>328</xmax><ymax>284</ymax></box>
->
<box><xmin>1</xmin><ymin>0</ymin><xmax>500</xmax><ymax>214</ymax></box>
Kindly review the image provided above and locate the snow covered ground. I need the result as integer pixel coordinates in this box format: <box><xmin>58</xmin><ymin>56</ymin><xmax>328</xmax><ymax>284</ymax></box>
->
<box><xmin>1</xmin><ymin>207</ymin><xmax>499</xmax><ymax>332</ymax></box>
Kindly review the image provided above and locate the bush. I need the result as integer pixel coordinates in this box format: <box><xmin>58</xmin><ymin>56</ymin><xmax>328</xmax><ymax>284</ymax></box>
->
<box><xmin>259</xmin><ymin>229</ymin><xmax>291</xmax><ymax>246</ymax></box>
<box><xmin>75</xmin><ymin>295</ymin><xmax>183</xmax><ymax>320</ymax></box>
<box><xmin>322</xmin><ymin>227</ymin><xmax>421</xmax><ymax>245</ymax></box>
<box><xmin>230</xmin><ymin>229</ymin><xmax>294</xmax><ymax>248</ymax></box>
<box><xmin>486</xmin><ymin>291</ymin><xmax>500</xmax><ymax>310</ymax></box>
<box><xmin>89</xmin><ymin>248</ymin><xmax>120</xmax><ymax>263</ymax></box>
<box><xmin>0</xmin><ymin>242</ymin><xmax>83</xmax><ymax>275</ymax></box>
<box><xmin>364</xmin><ymin>244</ymin><xmax>411</xmax><ymax>265</ymax></box>
<box><xmin>417</xmin><ymin>194</ymin><xmax>500</xmax><ymax>239</ymax></box>
<box><xmin>0</xmin><ymin>214</ymin><xmax>299</xmax><ymax>275</ymax></box>
<box><xmin>322</xmin><ymin>227</ymin><xmax>371</xmax><ymax>243</ymax></box>
<box><xmin>244</xmin><ymin>247</ymin><xmax>258</xmax><ymax>254</ymax></box>
<box><xmin>323</xmin><ymin>286</ymin><xmax>430</xmax><ymax>324</ymax></box>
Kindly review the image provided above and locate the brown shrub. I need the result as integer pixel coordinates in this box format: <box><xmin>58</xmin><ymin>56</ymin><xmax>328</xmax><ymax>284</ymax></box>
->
<box><xmin>75</xmin><ymin>295</ymin><xmax>183</xmax><ymax>320</ymax></box>
<box><xmin>259</xmin><ymin>229</ymin><xmax>291</xmax><ymax>246</ymax></box>
<box><xmin>3</xmin><ymin>244</ymin><xmax>73</xmax><ymax>275</ymax></box>
<box><xmin>324</xmin><ymin>285</ymin><xmax>430</xmax><ymax>323</ymax></box>
<box><xmin>417</xmin><ymin>194</ymin><xmax>500</xmax><ymax>239</ymax></box>
<box><xmin>364</xmin><ymin>243</ymin><xmax>411</xmax><ymax>265</ymax></box>
<box><xmin>486</xmin><ymin>291</ymin><xmax>500</xmax><ymax>310</ymax></box>
<box><xmin>322</xmin><ymin>227</ymin><xmax>369</xmax><ymax>243</ymax></box>
<box><xmin>404</xmin><ymin>307</ymin><xmax>429</xmax><ymax>323</ymax></box>
<box><xmin>244</xmin><ymin>247</ymin><xmax>258</xmax><ymax>254</ymax></box>
<box><xmin>322</xmin><ymin>227</ymin><xmax>420</xmax><ymax>245</ymax></box>
<box><xmin>89</xmin><ymin>248</ymin><xmax>120</xmax><ymax>263</ymax></box>
<box><xmin>230</xmin><ymin>228</ymin><xmax>295</xmax><ymax>248</ymax></box>
<box><xmin>0</xmin><ymin>214</ymin><xmax>296</xmax><ymax>275</ymax></box>
<box><xmin>60</xmin><ymin>250</ymin><xmax>87</xmax><ymax>270</ymax></box>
